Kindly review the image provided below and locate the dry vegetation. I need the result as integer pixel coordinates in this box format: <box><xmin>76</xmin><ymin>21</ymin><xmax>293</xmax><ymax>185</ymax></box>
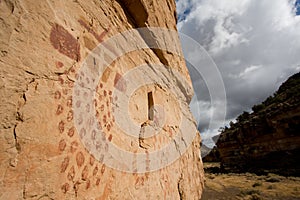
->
<box><xmin>202</xmin><ymin>162</ymin><xmax>300</xmax><ymax>200</ymax></box>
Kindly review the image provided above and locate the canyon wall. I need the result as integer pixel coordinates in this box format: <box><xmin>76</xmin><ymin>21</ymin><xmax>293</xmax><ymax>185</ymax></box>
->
<box><xmin>216</xmin><ymin>72</ymin><xmax>300</xmax><ymax>176</ymax></box>
<box><xmin>0</xmin><ymin>0</ymin><xmax>204</xmax><ymax>199</ymax></box>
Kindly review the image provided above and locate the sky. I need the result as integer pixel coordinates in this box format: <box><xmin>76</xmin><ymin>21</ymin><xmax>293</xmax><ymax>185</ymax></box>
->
<box><xmin>176</xmin><ymin>0</ymin><xmax>300</xmax><ymax>147</ymax></box>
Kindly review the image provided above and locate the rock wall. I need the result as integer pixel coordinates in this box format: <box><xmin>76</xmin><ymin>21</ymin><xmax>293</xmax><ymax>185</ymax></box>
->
<box><xmin>202</xmin><ymin>146</ymin><xmax>220</xmax><ymax>163</ymax></box>
<box><xmin>216</xmin><ymin>72</ymin><xmax>300</xmax><ymax>176</ymax></box>
<box><xmin>0</xmin><ymin>0</ymin><xmax>204</xmax><ymax>199</ymax></box>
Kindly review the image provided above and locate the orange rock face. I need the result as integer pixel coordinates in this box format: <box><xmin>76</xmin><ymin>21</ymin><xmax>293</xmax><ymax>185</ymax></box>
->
<box><xmin>0</xmin><ymin>0</ymin><xmax>204</xmax><ymax>199</ymax></box>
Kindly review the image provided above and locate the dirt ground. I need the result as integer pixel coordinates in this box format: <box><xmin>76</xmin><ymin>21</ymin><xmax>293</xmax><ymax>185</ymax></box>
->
<box><xmin>202</xmin><ymin>162</ymin><xmax>300</xmax><ymax>200</ymax></box>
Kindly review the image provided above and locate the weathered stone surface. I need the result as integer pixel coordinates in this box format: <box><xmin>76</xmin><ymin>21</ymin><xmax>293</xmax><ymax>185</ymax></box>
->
<box><xmin>202</xmin><ymin>146</ymin><xmax>220</xmax><ymax>163</ymax></box>
<box><xmin>0</xmin><ymin>0</ymin><xmax>204</xmax><ymax>199</ymax></box>
<box><xmin>216</xmin><ymin>72</ymin><xmax>300</xmax><ymax>176</ymax></box>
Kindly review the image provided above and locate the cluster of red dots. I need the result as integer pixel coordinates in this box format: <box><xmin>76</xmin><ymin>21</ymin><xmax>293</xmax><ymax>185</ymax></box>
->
<box><xmin>94</xmin><ymin>81</ymin><xmax>116</xmax><ymax>141</ymax></box>
<box><xmin>53</xmin><ymin>60</ymin><xmax>108</xmax><ymax>194</ymax></box>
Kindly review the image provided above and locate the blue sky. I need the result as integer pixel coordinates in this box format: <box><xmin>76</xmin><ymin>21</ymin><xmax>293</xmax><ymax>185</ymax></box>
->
<box><xmin>296</xmin><ymin>0</ymin><xmax>300</xmax><ymax>15</ymax></box>
<box><xmin>176</xmin><ymin>0</ymin><xmax>300</xmax><ymax>147</ymax></box>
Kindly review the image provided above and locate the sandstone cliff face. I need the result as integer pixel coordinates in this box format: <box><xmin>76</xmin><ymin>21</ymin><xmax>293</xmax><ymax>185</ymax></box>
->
<box><xmin>216</xmin><ymin>72</ymin><xmax>300</xmax><ymax>176</ymax></box>
<box><xmin>0</xmin><ymin>0</ymin><xmax>204</xmax><ymax>199</ymax></box>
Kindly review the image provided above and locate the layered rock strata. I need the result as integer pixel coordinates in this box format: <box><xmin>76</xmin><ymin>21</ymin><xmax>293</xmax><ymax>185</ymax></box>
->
<box><xmin>216</xmin><ymin>72</ymin><xmax>300</xmax><ymax>176</ymax></box>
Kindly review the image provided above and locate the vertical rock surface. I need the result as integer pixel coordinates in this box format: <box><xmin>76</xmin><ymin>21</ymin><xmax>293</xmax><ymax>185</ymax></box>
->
<box><xmin>216</xmin><ymin>72</ymin><xmax>300</xmax><ymax>176</ymax></box>
<box><xmin>0</xmin><ymin>0</ymin><xmax>204</xmax><ymax>199</ymax></box>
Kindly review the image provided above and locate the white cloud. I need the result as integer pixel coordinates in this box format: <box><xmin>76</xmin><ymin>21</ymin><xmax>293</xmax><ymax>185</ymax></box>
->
<box><xmin>177</xmin><ymin>0</ymin><xmax>300</xmax><ymax>145</ymax></box>
<box><xmin>229</xmin><ymin>65</ymin><xmax>262</xmax><ymax>79</ymax></box>
<box><xmin>201</xmin><ymin>128</ymin><xmax>219</xmax><ymax>148</ymax></box>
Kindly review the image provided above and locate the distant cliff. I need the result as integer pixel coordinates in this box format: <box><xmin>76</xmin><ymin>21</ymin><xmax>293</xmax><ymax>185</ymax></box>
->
<box><xmin>215</xmin><ymin>72</ymin><xmax>300</xmax><ymax>176</ymax></box>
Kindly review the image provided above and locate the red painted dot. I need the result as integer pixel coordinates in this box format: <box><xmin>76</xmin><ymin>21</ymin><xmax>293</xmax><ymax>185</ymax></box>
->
<box><xmin>67</xmin><ymin>97</ymin><xmax>72</xmax><ymax>107</ymax></box>
<box><xmin>100</xmin><ymin>105</ymin><xmax>104</xmax><ymax>111</ymax></box>
<box><xmin>108</xmin><ymin>134</ymin><xmax>112</xmax><ymax>141</ymax></box>
<box><xmin>99</xmin><ymin>154</ymin><xmax>104</xmax><ymax>162</ymax></box>
<box><xmin>77</xmin><ymin>115</ymin><xmax>83</xmax><ymax>125</ymax></box>
<box><xmin>101</xmin><ymin>165</ymin><xmax>106</xmax><ymax>174</ymax></box>
<box><xmin>96</xmin><ymin>178</ymin><xmax>100</xmax><ymax>185</ymax></box>
<box><xmin>97</xmin><ymin>121</ymin><xmax>102</xmax><ymax>129</ymax></box>
<box><xmin>74</xmin><ymin>181</ymin><xmax>80</xmax><ymax>193</ymax></box>
<box><xmin>62</xmin><ymin>89</ymin><xmax>68</xmax><ymax>95</ymax></box>
<box><xmin>76</xmin><ymin>101</ymin><xmax>81</xmax><ymax>108</ymax></box>
<box><xmin>58</xmin><ymin>77</ymin><xmax>64</xmax><ymax>85</ymax></box>
<box><xmin>93</xmin><ymin>99</ymin><xmax>97</xmax><ymax>107</ymax></box>
<box><xmin>61</xmin><ymin>183</ymin><xmax>70</xmax><ymax>193</ymax></box>
<box><xmin>81</xmin><ymin>165</ymin><xmax>88</xmax><ymax>180</ymax></box>
<box><xmin>60</xmin><ymin>157</ymin><xmax>69</xmax><ymax>173</ymax></box>
<box><xmin>76</xmin><ymin>151</ymin><xmax>85</xmax><ymax>168</ymax></box>
<box><xmin>104</xmin><ymin>143</ymin><xmax>108</xmax><ymax>152</ymax></box>
<box><xmin>107</xmin><ymin>124</ymin><xmax>111</xmax><ymax>132</ymax></box>
<box><xmin>56</xmin><ymin>105</ymin><xmax>64</xmax><ymax>115</ymax></box>
<box><xmin>55</xmin><ymin>61</ymin><xmax>64</xmax><ymax>68</ymax></box>
<box><xmin>95</xmin><ymin>141</ymin><xmax>101</xmax><ymax>150</ymax></box>
<box><xmin>58</xmin><ymin>121</ymin><xmax>65</xmax><ymax>133</ymax></box>
<box><xmin>54</xmin><ymin>91</ymin><xmax>61</xmax><ymax>99</ymax></box>
<box><xmin>68</xmin><ymin>127</ymin><xmax>75</xmax><ymax>137</ymax></box>
<box><xmin>86</xmin><ymin>179</ymin><xmax>91</xmax><ymax>189</ymax></box>
<box><xmin>71</xmin><ymin>141</ymin><xmax>78</xmax><ymax>153</ymax></box>
<box><xmin>67</xmin><ymin>166</ymin><xmax>75</xmax><ymax>181</ymax></box>
<box><xmin>91</xmin><ymin>130</ymin><xmax>96</xmax><ymax>140</ymax></box>
<box><xmin>67</xmin><ymin>110</ymin><xmax>73</xmax><ymax>121</ymax></box>
<box><xmin>90</xmin><ymin>155</ymin><xmax>95</xmax><ymax>166</ymax></box>
<box><xmin>93</xmin><ymin>166</ymin><xmax>98</xmax><ymax>176</ymax></box>
<box><xmin>68</xmin><ymin>81</ymin><xmax>74</xmax><ymax>88</ymax></box>
<box><xmin>80</xmin><ymin>128</ymin><xmax>86</xmax><ymax>138</ymax></box>
<box><xmin>58</xmin><ymin>139</ymin><xmax>66</xmax><ymax>151</ymax></box>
